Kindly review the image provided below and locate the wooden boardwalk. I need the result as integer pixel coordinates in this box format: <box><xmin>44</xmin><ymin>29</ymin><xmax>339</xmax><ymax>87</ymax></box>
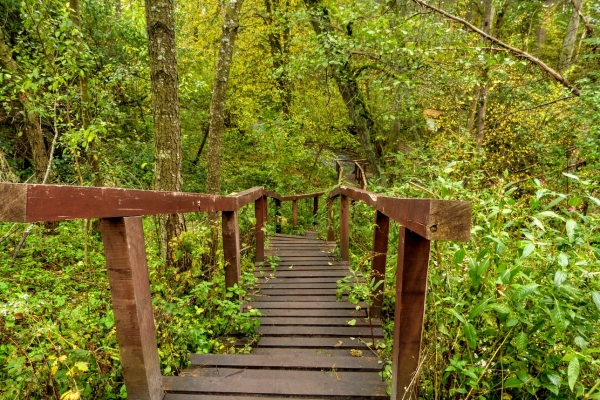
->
<box><xmin>163</xmin><ymin>232</ymin><xmax>388</xmax><ymax>399</ymax></box>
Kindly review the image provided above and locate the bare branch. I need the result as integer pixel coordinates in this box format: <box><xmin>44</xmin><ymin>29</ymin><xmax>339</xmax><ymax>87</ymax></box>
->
<box><xmin>409</xmin><ymin>0</ymin><xmax>580</xmax><ymax>96</ymax></box>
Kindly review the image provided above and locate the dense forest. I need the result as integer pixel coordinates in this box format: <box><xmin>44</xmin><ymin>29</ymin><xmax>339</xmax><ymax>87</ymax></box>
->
<box><xmin>1</xmin><ymin>0</ymin><xmax>600</xmax><ymax>398</ymax></box>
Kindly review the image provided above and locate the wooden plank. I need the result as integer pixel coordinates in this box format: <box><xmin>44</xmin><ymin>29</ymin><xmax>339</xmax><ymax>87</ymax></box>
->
<box><xmin>188</xmin><ymin>353</ymin><xmax>383</xmax><ymax>371</ymax></box>
<box><xmin>257</xmin><ymin>337</ymin><xmax>382</xmax><ymax>349</ymax></box>
<box><xmin>251</xmin><ymin>348</ymin><xmax>377</xmax><ymax>358</ymax></box>
<box><xmin>264</xmin><ymin>251</ymin><xmax>332</xmax><ymax>257</ymax></box>
<box><xmin>292</xmin><ymin>200</ymin><xmax>298</xmax><ymax>227</ymax></box>
<box><xmin>17</xmin><ymin>183</ymin><xmax>238</xmax><ymax>222</ymax></box>
<box><xmin>245</xmin><ymin>301</ymin><xmax>366</xmax><ymax>309</ymax></box>
<box><xmin>255</xmin><ymin>265</ymin><xmax>348</xmax><ymax>271</ymax></box>
<box><xmin>259</xmin><ymin>317</ymin><xmax>381</xmax><ymax>327</ymax></box>
<box><xmin>232</xmin><ymin>187</ymin><xmax>264</xmax><ymax>209</ymax></box>
<box><xmin>0</xmin><ymin>183</ymin><xmax>27</xmax><ymax>222</ymax></box>
<box><xmin>254</xmin><ymin>270</ymin><xmax>350</xmax><ymax>277</ymax></box>
<box><xmin>341</xmin><ymin>186</ymin><xmax>378</xmax><ymax>208</ymax></box>
<box><xmin>163</xmin><ymin>374</ymin><xmax>388</xmax><ymax>398</ymax></box>
<box><xmin>179</xmin><ymin>367</ymin><xmax>380</xmax><ymax>382</ymax></box>
<box><xmin>340</xmin><ymin>194</ymin><xmax>349</xmax><ymax>261</ymax></box>
<box><xmin>165</xmin><ymin>394</ymin><xmax>324</xmax><ymax>400</ymax></box>
<box><xmin>257</xmin><ymin>261</ymin><xmax>347</xmax><ymax>267</ymax></box>
<box><xmin>256</xmin><ymin>326</ymin><xmax>383</xmax><ymax>337</ymax></box>
<box><xmin>222</xmin><ymin>211</ymin><xmax>240</xmax><ymax>289</ymax></box>
<box><xmin>254</xmin><ymin>196</ymin><xmax>265</xmax><ymax>263</ymax></box>
<box><xmin>391</xmin><ymin>227</ymin><xmax>431</xmax><ymax>400</ymax></box>
<box><xmin>101</xmin><ymin>217</ymin><xmax>162</xmax><ymax>400</ymax></box>
<box><xmin>256</xmin><ymin>283</ymin><xmax>338</xmax><ymax>289</ymax></box>
<box><xmin>377</xmin><ymin>196</ymin><xmax>471</xmax><ymax>241</ymax></box>
<box><xmin>265</xmin><ymin>190</ymin><xmax>282</xmax><ymax>201</ymax></box>
<box><xmin>251</xmin><ymin>309</ymin><xmax>367</xmax><ymax>318</ymax></box>
<box><xmin>248</xmin><ymin>295</ymin><xmax>340</xmax><ymax>302</ymax></box>
<box><xmin>257</xmin><ymin>289</ymin><xmax>337</xmax><ymax>295</ymax></box>
<box><xmin>256</xmin><ymin>277</ymin><xmax>348</xmax><ymax>284</ymax></box>
<box><xmin>370</xmin><ymin>210</ymin><xmax>389</xmax><ymax>318</ymax></box>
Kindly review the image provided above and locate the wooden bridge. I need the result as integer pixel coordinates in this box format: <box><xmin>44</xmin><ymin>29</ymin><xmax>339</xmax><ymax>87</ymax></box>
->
<box><xmin>0</xmin><ymin>183</ymin><xmax>471</xmax><ymax>400</ymax></box>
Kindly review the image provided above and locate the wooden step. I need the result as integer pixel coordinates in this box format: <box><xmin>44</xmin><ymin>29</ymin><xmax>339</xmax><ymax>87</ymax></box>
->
<box><xmin>248</xmin><ymin>295</ymin><xmax>341</xmax><ymax>302</ymax></box>
<box><xmin>249</xmin><ymin>308</ymin><xmax>367</xmax><ymax>318</ymax></box>
<box><xmin>257</xmin><ymin>337</ymin><xmax>383</xmax><ymax>349</ymax></box>
<box><xmin>162</xmin><ymin>373</ymin><xmax>388</xmax><ymax>398</ymax></box>
<box><xmin>245</xmin><ymin>301</ymin><xmax>366</xmax><ymax>309</ymax></box>
<box><xmin>254</xmin><ymin>270</ymin><xmax>351</xmax><ymax>278</ymax></box>
<box><xmin>256</xmin><ymin>283</ymin><xmax>339</xmax><ymax>289</ymax></box>
<box><xmin>251</xmin><ymin>348</ymin><xmax>378</xmax><ymax>358</ymax></box>
<box><xmin>256</xmin><ymin>326</ymin><xmax>384</xmax><ymax>338</ymax></box>
<box><xmin>259</xmin><ymin>317</ymin><xmax>381</xmax><ymax>327</ymax></box>
<box><xmin>188</xmin><ymin>353</ymin><xmax>383</xmax><ymax>372</ymax></box>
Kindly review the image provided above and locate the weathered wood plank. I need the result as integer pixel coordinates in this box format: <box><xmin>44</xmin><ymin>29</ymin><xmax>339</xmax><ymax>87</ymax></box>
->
<box><xmin>179</xmin><ymin>367</ymin><xmax>380</xmax><ymax>382</ymax></box>
<box><xmin>257</xmin><ymin>283</ymin><xmax>339</xmax><ymax>289</ymax></box>
<box><xmin>256</xmin><ymin>277</ymin><xmax>350</xmax><ymax>284</ymax></box>
<box><xmin>222</xmin><ymin>211</ymin><xmax>241</xmax><ymax>289</ymax></box>
<box><xmin>0</xmin><ymin>183</ymin><xmax>27</xmax><ymax>222</ymax></box>
<box><xmin>256</xmin><ymin>326</ymin><xmax>383</xmax><ymax>337</ymax></box>
<box><xmin>188</xmin><ymin>353</ymin><xmax>383</xmax><ymax>371</ymax></box>
<box><xmin>254</xmin><ymin>270</ymin><xmax>351</xmax><ymax>277</ymax></box>
<box><xmin>251</xmin><ymin>308</ymin><xmax>367</xmax><ymax>317</ymax></box>
<box><xmin>391</xmin><ymin>227</ymin><xmax>432</xmax><ymax>400</ymax></box>
<box><xmin>232</xmin><ymin>187</ymin><xmax>264</xmax><ymax>209</ymax></box>
<box><xmin>246</xmin><ymin>301</ymin><xmax>366</xmax><ymax>309</ymax></box>
<box><xmin>249</xmin><ymin>295</ymin><xmax>340</xmax><ymax>302</ymax></box>
<box><xmin>341</xmin><ymin>186</ymin><xmax>378</xmax><ymax>208</ymax></box>
<box><xmin>251</xmin><ymin>348</ymin><xmax>376</xmax><ymax>358</ymax></box>
<box><xmin>257</xmin><ymin>337</ymin><xmax>382</xmax><ymax>349</ymax></box>
<box><xmin>101</xmin><ymin>217</ymin><xmax>162</xmax><ymax>400</ymax></box>
<box><xmin>370</xmin><ymin>210</ymin><xmax>389</xmax><ymax>318</ymax></box>
<box><xmin>259</xmin><ymin>317</ymin><xmax>381</xmax><ymax>327</ymax></box>
<box><xmin>257</xmin><ymin>289</ymin><xmax>337</xmax><ymax>295</ymax></box>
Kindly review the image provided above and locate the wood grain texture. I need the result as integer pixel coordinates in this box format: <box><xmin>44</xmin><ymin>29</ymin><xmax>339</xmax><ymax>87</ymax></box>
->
<box><xmin>256</xmin><ymin>326</ymin><xmax>384</xmax><ymax>337</ymax></box>
<box><xmin>370</xmin><ymin>211</ymin><xmax>389</xmax><ymax>318</ymax></box>
<box><xmin>222</xmin><ymin>211</ymin><xmax>241</xmax><ymax>289</ymax></box>
<box><xmin>391</xmin><ymin>227</ymin><xmax>431</xmax><ymax>400</ymax></box>
<box><xmin>341</xmin><ymin>186</ymin><xmax>378</xmax><ymax>208</ymax></box>
<box><xmin>340</xmin><ymin>194</ymin><xmax>349</xmax><ymax>261</ymax></box>
<box><xmin>101</xmin><ymin>217</ymin><xmax>162</xmax><ymax>400</ymax></box>
<box><xmin>233</xmin><ymin>187</ymin><xmax>264</xmax><ymax>209</ymax></box>
<box><xmin>0</xmin><ymin>183</ymin><xmax>27</xmax><ymax>222</ymax></box>
<box><xmin>257</xmin><ymin>337</ymin><xmax>383</xmax><ymax>349</ymax></box>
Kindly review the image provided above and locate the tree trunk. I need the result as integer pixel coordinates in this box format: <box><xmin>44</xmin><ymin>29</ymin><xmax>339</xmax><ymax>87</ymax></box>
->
<box><xmin>205</xmin><ymin>0</ymin><xmax>244</xmax><ymax>263</ymax></box>
<box><xmin>304</xmin><ymin>0</ymin><xmax>383</xmax><ymax>182</ymax></box>
<box><xmin>558</xmin><ymin>0</ymin><xmax>583</xmax><ymax>71</ymax></box>
<box><xmin>475</xmin><ymin>0</ymin><xmax>493</xmax><ymax>148</ymax></box>
<box><xmin>534</xmin><ymin>0</ymin><xmax>554</xmax><ymax>54</ymax></box>
<box><xmin>264</xmin><ymin>0</ymin><xmax>291</xmax><ymax>117</ymax></box>
<box><xmin>0</xmin><ymin>28</ymin><xmax>48</xmax><ymax>183</ymax></box>
<box><xmin>144</xmin><ymin>0</ymin><xmax>185</xmax><ymax>264</ymax></box>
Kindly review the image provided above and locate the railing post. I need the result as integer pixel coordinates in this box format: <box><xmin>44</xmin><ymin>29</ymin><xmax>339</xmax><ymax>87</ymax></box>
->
<box><xmin>292</xmin><ymin>199</ymin><xmax>298</xmax><ymax>228</ymax></box>
<box><xmin>275</xmin><ymin>199</ymin><xmax>282</xmax><ymax>233</ymax></box>
<box><xmin>327</xmin><ymin>199</ymin><xmax>335</xmax><ymax>241</ymax></box>
<box><xmin>255</xmin><ymin>196</ymin><xmax>265</xmax><ymax>263</ymax></box>
<box><xmin>313</xmin><ymin>196</ymin><xmax>318</xmax><ymax>226</ymax></box>
<box><xmin>391</xmin><ymin>227</ymin><xmax>431</xmax><ymax>400</ymax></box>
<box><xmin>222</xmin><ymin>211</ymin><xmax>241</xmax><ymax>289</ymax></box>
<box><xmin>264</xmin><ymin>196</ymin><xmax>268</xmax><ymax>223</ymax></box>
<box><xmin>370</xmin><ymin>210</ymin><xmax>389</xmax><ymax>318</ymax></box>
<box><xmin>340</xmin><ymin>194</ymin><xmax>349</xmax><ymax>261</ymax></box>
<box><xmin>100</xmin><ymin>217</ymin><xmax>163</xmax><ymax>400</ymax></box>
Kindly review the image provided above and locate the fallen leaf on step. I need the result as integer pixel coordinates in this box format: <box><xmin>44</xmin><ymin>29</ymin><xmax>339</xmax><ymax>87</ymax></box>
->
<box><xmin>247</xmin><ymin>305</ymin><xmax>253</xmax><ymax>310</ymax></box>
<box><xmin>334</xmin><ymin>341</ymin><xmax>343</xmax><ymax>348</ymax></box>
<box><xmin>350</xmin><ymin>349</ymin><xmax>363</xmax><ymax>357</ymax></box>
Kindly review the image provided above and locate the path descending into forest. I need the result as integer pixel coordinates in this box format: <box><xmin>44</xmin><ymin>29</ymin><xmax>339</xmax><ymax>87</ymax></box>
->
<box><xmin>162</xmin><ymin>232</ymin><xmax>389</xmax><ymax>399</ymax></box>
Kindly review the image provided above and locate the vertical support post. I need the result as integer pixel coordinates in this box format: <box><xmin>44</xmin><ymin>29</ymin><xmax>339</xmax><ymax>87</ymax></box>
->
<box><xmin>313</xmin><ymin>196</ymin><xmax>319</xmax><ymax>226</ymax></box>
<box><xmin>391</xmin><ymin>227</ymin><xmax>431</xmax><ymax>400</ymax></box>
<box><xmin>275</xmin><ymin>199</ymin><xmax>282</xmax><ymax>233</ymax></box>
<box><xmin>292</xmin><ymin>199</ymin><xmax>298</xmax><ymax>227</ymax></box>
<box><xmin>222</xmin><ymin>211</ymin><xmax>241</xmax><ymax>289</ymax></box>
<box><xmin>255</xmin><ymin>196</ymin><xmax>265</xmax><ymax>263</ymax></box>
<box><xmin>327</xmin><ymin>199</ymin><xmax>335</xmax><ymax>241</ymax></box>
<box><xmin>264</xmin><ymin>196</ymin><xmax>268</xmax><ymax>223</ymax></box>
<box><xmin>370</xmin><ymin>210</ymin><xmax>389</xmax><ymax>318</ymax></box>
<box><xmin>340</xmin><ymin>194</ymin><xmax>349</xmax><ymax>261</ymax></box>
<box><xmin>101</xmin><ymin>217</ymin><xmax>163</xmax><ymax>400</ymax></box>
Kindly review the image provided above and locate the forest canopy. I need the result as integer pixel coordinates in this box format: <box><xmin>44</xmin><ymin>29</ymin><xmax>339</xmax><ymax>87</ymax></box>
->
<box><xmin>1</xmin><ymin>0</ymin><xmax>600</xmax><ymax>398</ymax></box>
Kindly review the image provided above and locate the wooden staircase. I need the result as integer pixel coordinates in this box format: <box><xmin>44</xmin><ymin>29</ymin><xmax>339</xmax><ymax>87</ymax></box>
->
<box><xmin>163</xmin><ymin>232</ymin><xmax>388</xmax><ymax>399</ymax></box>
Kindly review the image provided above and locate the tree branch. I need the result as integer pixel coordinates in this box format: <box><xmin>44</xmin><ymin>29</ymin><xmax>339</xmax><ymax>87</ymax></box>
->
<box><xmin>409</xmin><ymin>0</ymin><xmax>581</xmax><ymax>96</ymax></box>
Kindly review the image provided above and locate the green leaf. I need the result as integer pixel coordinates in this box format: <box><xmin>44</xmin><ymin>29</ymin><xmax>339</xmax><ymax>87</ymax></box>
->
<box><xmin>554</xmin><ymin>271</ymin><xmax>567</xmax><ymax>287</ymax></box>
<box><xmin>515</xmin><ymin>332</ymin><xmax>528</xmax><ymax>353</ymax></box>
<box><xmin>489</xmin><ymin>303</ymin><xmax>511</xmax><ymax>315</ymax></box>
<box><xmin>588</xmin><ymin>196</ymin><xmax>600</xmax><ymax>206</ymax></box>
<box><xmin>469</xmin><ymin>297</ymin><xmax>491</xmax><ymax>320</ymax></box>
<box><xmin>566</xmin><ymin>220</ymin><xmax>577</xmax><ymax>242</ymax></box>
<box><xmin>521</xmin><ymin>243</ymin><xmax>535</xmax><ymax>259</ymax></box>
<box><xmin>463</xmin><ymin>322</ymin><xmax>477</xmax><ymax>349</ymax></box>
<box><xmin>563</xmin><ymin>172</ymin><xmax>580</xmax><ymax>180</ymax></box>
<box><xmin>531</xmin><ymin>217</ymin><xmax>545</xmax><ymax>231</ymax></box>
<box><xmin>504</xmin><ymin>377</ymin><xmax>523</xmax><ymax>388</ymax></box>
<box><xmin>557</xmin><ymin>253</ymin><xmax>569</xmax><ymax>268</ymax></box>
<box><xmin>347</xmin><ymin>319</ymin><xmax>356</xmax><ymax>326</ymax></box>
<box><xmin>591</xmin><ymin>292</ymin><xmax>600</xmax><ymax>311</ymax></box>
<box><xmin>511</xmin><ymin>283</ymin><xmax>539</xmax><ymax>302</ymax></box>
<box><xmin>453</xmin><ymin>248</ymin><xmax>466</xmax><ymax>265</ymax></box>
<box><xmin>536</xmin><ymin>211</ymin><xmax>562</xmax><ymax>220</ymax></box>
<box><xmin>446</xmin><ymin>308</ymin><xmax>466</xmax><ymax>324</ymax></box>
<box><xmin>568</xmin><ymin>357</ymin><xmax>580</xmax><ymax>392</ymax></box>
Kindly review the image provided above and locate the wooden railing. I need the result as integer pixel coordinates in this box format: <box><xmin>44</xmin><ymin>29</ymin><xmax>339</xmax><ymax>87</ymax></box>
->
<box><xmin>0</xmin><ymin>182</ymin><xmax>471</xmax><ymax>400</ymax></box>
<box><xmin>328</xmin><ymin>185</ymin><xmax>471</xmax><ymax>399</ymax></box>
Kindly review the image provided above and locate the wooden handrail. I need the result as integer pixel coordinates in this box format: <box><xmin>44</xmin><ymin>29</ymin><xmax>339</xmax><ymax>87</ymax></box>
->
<box><xmin>0</xmin><ymin>181</ymin><xmax>472</xmax><ymax>400</ymax></box>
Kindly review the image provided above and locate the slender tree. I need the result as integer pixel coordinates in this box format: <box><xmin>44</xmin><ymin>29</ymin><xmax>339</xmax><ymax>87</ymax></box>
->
<box><xmin>559</xmin><ymin>0</ymin><xmax>584</xmax><ymax>71</ymax></box>
<box><xmin>144</xmin><ymin>0</ymin><xmax>185</xmax><ymax>264</ymax></box>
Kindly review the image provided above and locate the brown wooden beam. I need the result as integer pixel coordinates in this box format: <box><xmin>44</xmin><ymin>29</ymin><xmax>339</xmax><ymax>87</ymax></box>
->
<box><xmin>233</xmin><ymin>186</ymin><xmax>265</xmax><ymax>209</ymax></box>
<box><xmin>222</xmin><ymin>211</ymin><xmax>241</xmax><ymax>289</ymax></box>
<box><xmin>255</xmin><ymin>196</ymin><xmax>265</xmax><ymax>263</ymax></box>
<box><xmin>370</xmin><ymin>211</ymin><xmax>389</xmax><ymax>318</ymax></box>
<box><xmin>339</xmin><ymin>194</ymin><xmax>349</xmax><ymax>262</ymax></box>
<box><xmin>292</xmin><ymin>200</ymin><xmax>298</xmax><ymax>227</ymax></box>
<box><xmin>391</xmin><ymin>227</ymin><xmax>431</xmax><ymax>400</ymax></box>
<box><xmin>101</xmin><ymin>217</ymin><xmax>163</xmax><ymax>400</ymax></box>
<box><xmin>341</xmin><ymin>186</ymin><xmax>378</xmax><ymax>208</ymax></box>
